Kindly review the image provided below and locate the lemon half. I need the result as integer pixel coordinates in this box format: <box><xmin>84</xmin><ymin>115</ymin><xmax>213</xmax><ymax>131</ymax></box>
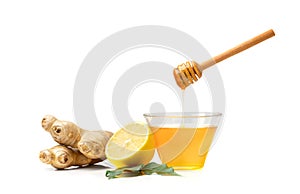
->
<box><xmin>105</xmin><ymin>122</ymin><xmax>155</xmax><ymax>168</ymax></box>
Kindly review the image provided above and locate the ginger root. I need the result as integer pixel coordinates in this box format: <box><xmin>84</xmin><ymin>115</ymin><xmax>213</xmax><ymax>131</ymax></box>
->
<box><xmin>39</xmin><ymin>145</ymin><xmax>101</xmax><ymax>169</ymax></box>
<box><xmin>41</xmin><ymin>115</ymin><xmax>113</xmax><ymax>160</ymax></box>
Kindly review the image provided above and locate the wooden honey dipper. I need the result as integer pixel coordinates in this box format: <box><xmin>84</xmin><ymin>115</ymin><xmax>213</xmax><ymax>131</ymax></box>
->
<box><xmin>173</xmin><ymin>29</ymin><xmax>275</xmax><ymax>89</ymax></box>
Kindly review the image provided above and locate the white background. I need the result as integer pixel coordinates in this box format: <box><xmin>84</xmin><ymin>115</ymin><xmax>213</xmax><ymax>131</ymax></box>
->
<box><xmin>1</xmin><ymin>0</ymin><xmax>299</xmax><ymax>193</ymax></box>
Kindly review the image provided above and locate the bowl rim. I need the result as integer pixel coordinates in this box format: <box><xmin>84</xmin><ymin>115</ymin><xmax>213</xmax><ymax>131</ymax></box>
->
<box><xmin>143</xmin><ymin>112</ymin><xmax>222</xmax><ymax>118</ymax></box>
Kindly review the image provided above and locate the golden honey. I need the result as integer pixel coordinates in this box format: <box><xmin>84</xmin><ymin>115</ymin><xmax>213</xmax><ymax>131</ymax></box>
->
<box><xmin>151</xmin><ymin>126</ymin><xmax>216</xmax><ymax>169</ymax></box>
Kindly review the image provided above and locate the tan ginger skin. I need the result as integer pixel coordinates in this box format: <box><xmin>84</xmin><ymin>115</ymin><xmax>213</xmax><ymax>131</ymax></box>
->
<box><xmin>41</xmin><ymin>115</ymin><xmax>113</xmax><ymax>160</ymax></box>
<box><xmin>39</xmin><ymin>145</ymin><xmax>101</xmax><ymax>169</ymax></box>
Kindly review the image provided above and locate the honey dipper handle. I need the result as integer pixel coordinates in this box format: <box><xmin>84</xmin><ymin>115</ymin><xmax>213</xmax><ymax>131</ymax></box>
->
<box><xmin>200</xmin><ymin>29</ymin><xmax>275</xmax><ymax>70</ymax></box>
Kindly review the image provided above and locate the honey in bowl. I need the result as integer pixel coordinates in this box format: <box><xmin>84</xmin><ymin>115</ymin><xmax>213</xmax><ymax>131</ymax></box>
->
<box><xmin>144</xmin><ymin>112</ymin><xmax>221</xmax><ymax>170</ymax></box>
<box><xmin>153</xmin><ymin>126</ymin><xmax>216</xmax><ymax>169</ymax></box>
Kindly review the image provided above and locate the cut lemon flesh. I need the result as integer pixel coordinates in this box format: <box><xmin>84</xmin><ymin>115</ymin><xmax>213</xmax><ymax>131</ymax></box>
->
<box><xmin>105</xmin><ymin>122</ymin><xmax>155</xmax><ymax>168</ymax></box>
